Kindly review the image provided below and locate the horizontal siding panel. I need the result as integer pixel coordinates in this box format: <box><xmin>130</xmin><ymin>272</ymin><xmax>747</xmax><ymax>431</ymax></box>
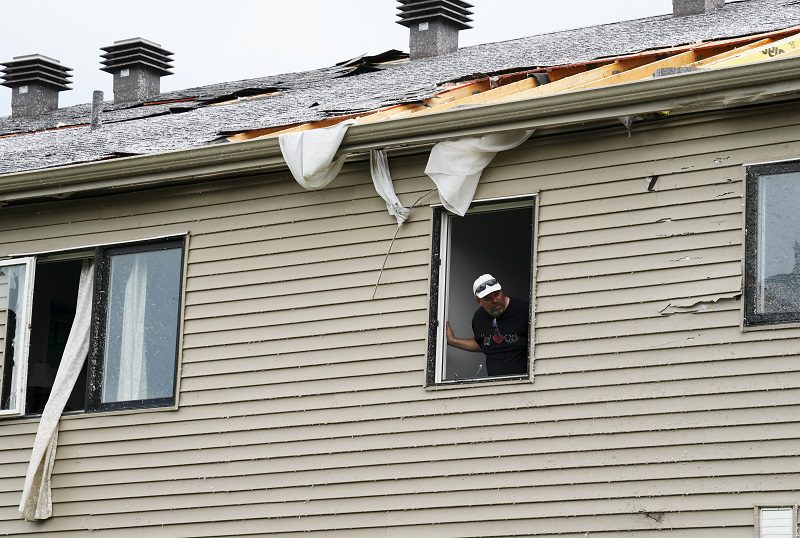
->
<box><xmin>183</xmin><ymin>295</ymin><xmax>426</xmax><ymax>335</ymax></box>
<box><xmin>536</xmin><ymin>245</ymin><xmax>740</xmax><ymax>282</ymax></box>
<box><xmin>186</xmin><ymin>217</ymin><xmax>429</xmax><ymax>263</ymax></box>
<box><xmin>536</xmin><ymin>297</ymin><xmax>735</xmax><ymax>327</ymax></box>
<box><xmin>538</xmin><ymin>183</ymin><xmax>741</xmax><ymax>223</ymax></box>
<box><xmin>538</xmin><ymin>212</ymin><xmax>741</xmax><ymax>252</ymax></box>
<box><xmin>537</xmin><ymin>229</ymin><xmax>741</xmax><ymax>266</ymax></box>
<box><xmin>185</xmin><ymin>249</ymin><xmax>427</xmax><ymax>295</ymax></box>
<box><xmin>3</xmin><ymin>452</ymin><xmax>794</xmax><ymax>508</ymax></box>
<box><xmin>8</xmin><ymin>383</ymin><xmax>800</xmax><ymax>448</ymax></box>
<box><xmin>181</xmin><ymin>340</ymin><xmax>424</xmax><ymax>377</ymax></box>
<box><xmin>182</xmin><ymin>322</ymin><xmax>425</xmax><ymax>363</ymax></box>
<box><xmin>538</xmin><ymin>198</ymin><xmax>741</xmax><ymax>237</ymax></box>
<box><xmin>540</xmin><ymin>166</ymin><xmax>738</xmax><ymax>205</ymax></box>
<box><xmin>184</xmin><ymin>264</ymin><xmax>428</xmax><ymax>307</ymax></box>
<box><xmin>182</xmin><ymin>309</ymin><xmax>425</xmax><ymax>351</ymax></box>
<box><xmin>536</xmin><ymin>308</ymin><xmax>739</xmax><ymax>343</ymax></box>
<box><xmin>535</xmin><ymin>336</ymin><xmax>800</xmax><ymax>373</ymax></box>
<box><xmin>539</xmin><ymin>261</ymin><xmax>740</xmax><ymax>297</ymax></box>
<box><xmin>186</xmin><ymin>235</ymin><xmax>429</xmax><ymax>280</ymax></box>
<box><xmin>0</xmin><ymin>498</ymin><xmax>765</xmax><ymax>535</ymax></box>
<box><xmin>184</xmin><ymin>279</ymin><xmax>427</xmax><ymax>321</ymax></box>
<box><xmin>537</xmin><ymin>275</ymin><xmax>741</xmax><ymax>311</ymax></box>
<box><xmin>1</xmin><ymin>473</ymin><xmax>796</xmax><ymax>522</ymax></box>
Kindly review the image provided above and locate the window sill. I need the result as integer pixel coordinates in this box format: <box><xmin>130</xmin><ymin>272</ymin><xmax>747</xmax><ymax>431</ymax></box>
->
<box><xmin>2</xmin><ymin>402</ymin><xmax>179</xmax><ymax>424</ymax></box>
<box><xmin>741</xmin><ymin>320</ymin><xmax>800</xmax><ymax>332</ymax></box>
<box><xmin>425</xmin><ymin>375</ymin><xmax>533</xmax><ymax>390</ymax></box>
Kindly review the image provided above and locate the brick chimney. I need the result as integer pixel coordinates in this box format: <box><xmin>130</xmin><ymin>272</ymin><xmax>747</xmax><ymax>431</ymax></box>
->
<box><xmin>0</xmin><ymin>55</ymin><xmax>72</xmax><ymax>118</ymax></box>
<box><xmin>673</xmin><ymin>0</ymin><xmax>725</xmax><ymax>16</ymax></box>
<box><xmin>396</xmin><ymin>0</ymin><xmax>473</xmax><ymax>60</ymax></box>
<box><xmin>100</xmin><ymin>38</ymin><xmax>173</xmax><ymax>104</ymax></box>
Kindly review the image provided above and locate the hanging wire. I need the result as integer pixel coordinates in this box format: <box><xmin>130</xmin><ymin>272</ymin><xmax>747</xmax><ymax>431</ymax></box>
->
<box><xmin>371</xmin><ymin>188</ymin><xmax>437</xmax><ymax>300</ymax></box>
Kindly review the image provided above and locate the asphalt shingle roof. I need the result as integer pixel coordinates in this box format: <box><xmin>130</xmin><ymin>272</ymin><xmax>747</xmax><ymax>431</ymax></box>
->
<box><xmin>1</xmin><ymin>0</ymin><xmax>799</xmax><ymax>176</ymax></box>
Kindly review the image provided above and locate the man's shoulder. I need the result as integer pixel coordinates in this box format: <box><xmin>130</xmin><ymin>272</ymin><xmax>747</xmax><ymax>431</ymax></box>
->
<box><xmin>509</xmin><ymin>296</ymin><xmax>530</xmax><ymax>309</ymax></box>
<box><xmin>506</xmin><ymin>297</ymin><xmax>530</xmax><ymax>317</ymax></box>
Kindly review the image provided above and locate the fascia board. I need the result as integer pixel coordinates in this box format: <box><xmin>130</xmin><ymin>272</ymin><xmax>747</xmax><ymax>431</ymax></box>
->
<box><xmin>2</xmin><ymin>55</ymin><xmax>800</xmax><ymax>203</ymax></box>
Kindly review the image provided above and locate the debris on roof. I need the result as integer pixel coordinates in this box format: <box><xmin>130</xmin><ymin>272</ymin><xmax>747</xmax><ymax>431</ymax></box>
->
<box><xmin>1</xmin><ymin>0</ymin><xmax>800</xmax><ymax>176</ymax></box>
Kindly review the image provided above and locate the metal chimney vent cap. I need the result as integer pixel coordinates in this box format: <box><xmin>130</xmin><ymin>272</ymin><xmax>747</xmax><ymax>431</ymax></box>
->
<box><xmin>397</xmin><ymin>0</ymin><xmax>474</xmax><ymax>30</ymax></box>
<box><xmin>100</xmin><ymin>37</ymin><xmax>174</xmax><ymax>77</ymax></box>
<box><xmin>1</xmin><ymin>54</ymin><xmax>72</xmax><ymax>90</ymax></box>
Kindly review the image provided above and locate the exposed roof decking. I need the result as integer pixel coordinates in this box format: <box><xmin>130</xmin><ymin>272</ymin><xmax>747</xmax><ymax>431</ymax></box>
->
<box><xmin>1</xmin><ymin>0</ymin><xmax>800</xmax><ymax>176</ymax></box>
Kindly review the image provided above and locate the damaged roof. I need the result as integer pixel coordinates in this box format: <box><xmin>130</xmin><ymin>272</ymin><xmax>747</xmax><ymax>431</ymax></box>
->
<box><xmin>2</xmin><ymin>0</ymin><xmax>800</xmax><ymax>176</ymax></box>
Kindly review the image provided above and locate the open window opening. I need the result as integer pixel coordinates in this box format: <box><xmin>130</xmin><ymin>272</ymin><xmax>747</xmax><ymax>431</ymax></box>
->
<box><xmin>427</xmin><ymin>197</ymin><xmax>535</xmax><ymax>385</ymax></box>
<box><xmin>0</xmin><ymin>237</ymin><xmax>185</xmax><ymax>418</ymax></box>
<box><xmin>27</xmin><ymin>258</ymin><xmax>85</xmax><ymax>414</ymax></box>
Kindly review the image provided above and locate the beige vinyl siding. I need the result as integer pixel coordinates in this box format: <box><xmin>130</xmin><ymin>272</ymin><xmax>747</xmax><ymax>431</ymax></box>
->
<box><xmin>2</xmin><ymin>102</ymin><xmax>800</xmax><ymax>535</ymax></box>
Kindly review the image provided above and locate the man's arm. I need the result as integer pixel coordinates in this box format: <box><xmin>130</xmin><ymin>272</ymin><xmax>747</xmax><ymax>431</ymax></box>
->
<box><xmin>445</xmin><ymin>321</ymin><xmax>481</xmax><ymax>352</ymax></box>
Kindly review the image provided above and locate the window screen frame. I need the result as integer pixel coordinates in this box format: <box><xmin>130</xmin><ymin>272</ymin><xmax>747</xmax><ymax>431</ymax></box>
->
<box><xmin>0</xmin><ymin>257</ymin><xmax>36</xmax><ymax>417</ymax></box>
<box><xmin>744</xmin><ymin>160</ymin><xmax>800</xmax><ymax>326</ymax></box>
<box><xmin>86</xmin><ymin>238</ymin><xmax>185</xmax><ymax>413</ymax></box>
<box><xmin>426</xmin><ymin>196</ymin><xmax>536</xmax><ymax>387</ymax></box>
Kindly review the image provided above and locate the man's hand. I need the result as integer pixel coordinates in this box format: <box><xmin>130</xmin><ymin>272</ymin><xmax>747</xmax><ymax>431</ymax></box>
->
<box><xmin>445</xmin><ymin>321</ymin><xmax>456</xmax><ymax>344</ymax></box>
<box><xmin>444</xmin><ymin>320</ymin><xmax>481</xmax><ymax>352</ymax></box>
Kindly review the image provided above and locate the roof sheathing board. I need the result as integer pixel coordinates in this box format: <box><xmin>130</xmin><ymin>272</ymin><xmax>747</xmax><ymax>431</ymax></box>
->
<box><xmin>1</xmin><ymin>0</ymin><xmax>799</xmax><ymax>176</ymax></box>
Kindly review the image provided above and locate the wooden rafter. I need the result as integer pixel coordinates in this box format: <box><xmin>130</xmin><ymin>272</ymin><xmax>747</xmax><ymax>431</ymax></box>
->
<box><xmin>224</xmin><ymin>26</ymin><xmax>800</xmax><ymax>142</ymax></box>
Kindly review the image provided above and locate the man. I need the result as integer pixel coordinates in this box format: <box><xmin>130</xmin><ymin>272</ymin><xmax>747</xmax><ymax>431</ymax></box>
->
<box><xmin>445</xmin><ymin>274</ymin><xmax>529</xmax><ymax>377</ymax></box>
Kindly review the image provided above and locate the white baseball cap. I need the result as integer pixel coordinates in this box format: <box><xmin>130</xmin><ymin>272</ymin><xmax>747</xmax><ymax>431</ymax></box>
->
<box><xmin>473</xmin><ymin>273</ymin><xmax>501</xmax><ymax>298</ymax></box>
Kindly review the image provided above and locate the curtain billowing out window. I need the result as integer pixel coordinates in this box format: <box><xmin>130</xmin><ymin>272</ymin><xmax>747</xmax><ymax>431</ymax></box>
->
<box><xmin>19</xmin><ymin>261</ymin><xmax>94</xmax><ymax>521</ymax></box>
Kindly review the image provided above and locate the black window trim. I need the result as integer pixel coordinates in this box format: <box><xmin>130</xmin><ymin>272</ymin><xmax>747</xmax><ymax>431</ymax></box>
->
<box><xmin>86</xmin><ymin>237</ymin><xmax>186</xmax><ymax>412</ymax></box>
<box><xmin>744</xmin><ymin>159</ymin><xmax>800</xmax><ymax>326</ymax></box>
<box><xmin>426</xmin><ymin>196</ymin><xmax>536</xmax><ymax>386</ymax></box>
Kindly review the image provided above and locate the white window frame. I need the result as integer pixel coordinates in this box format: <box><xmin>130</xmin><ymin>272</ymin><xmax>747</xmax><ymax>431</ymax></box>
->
<box><xmin>427</xmin><ymin>196</ymin><xmax>536</xmax><ymax>386</ymax></box>
<box><xmin>0</xmin><ymin>257</ymin><xmax>36</xmax><ymax>417</ymax></box>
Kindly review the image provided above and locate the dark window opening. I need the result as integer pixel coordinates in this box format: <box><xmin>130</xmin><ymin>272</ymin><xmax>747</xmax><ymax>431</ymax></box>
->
<box><xmin>26</xmin><ymin>259</ymin><xmax>85</xmax><ymax>414</ymax></box>
<box><xmin>427</xmin><ymin>198</ymin><xmax>535</xmax><ymax>385</ymax></box>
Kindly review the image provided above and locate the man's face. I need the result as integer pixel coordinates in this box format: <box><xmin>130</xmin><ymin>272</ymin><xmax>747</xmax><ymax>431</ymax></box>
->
<box><xmin>476</xmin><ymin>289</ymin><xmax>507</xmax><ymax>317</ymax></box>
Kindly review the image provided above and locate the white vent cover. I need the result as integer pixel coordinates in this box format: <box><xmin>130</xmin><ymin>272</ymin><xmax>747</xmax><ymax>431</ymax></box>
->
<box><xmin>761</xmin><ymin>508</ymin><xmax>795</xmax><ymax>538</ymax></box>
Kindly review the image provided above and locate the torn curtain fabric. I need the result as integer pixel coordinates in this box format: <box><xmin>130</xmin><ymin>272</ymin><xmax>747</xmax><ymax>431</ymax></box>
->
<box><xmin>279</xmin><ymin>120</ymin><xmax>357</xmax><ymax>190</ymax></box>
<box><xmin>425</xmin><ymin>129</ymin><xmax>534</xmax><ymax>216</ymax></box>
<box><xmin>19</xmin><ymin>261</ymin><xmax>94</xmax><ymax>522</ymax></box>
<box><xmin>370</xmin><ymin>149</ymin><xmax>410</xmax><ymax>226</ymax></box>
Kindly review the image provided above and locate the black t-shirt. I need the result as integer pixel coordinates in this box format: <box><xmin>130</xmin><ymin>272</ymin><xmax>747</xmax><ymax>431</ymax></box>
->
<box><xmin>471</xmin><ymin>297</ymin><xmax>529</xmax><ymax>376</ymax></box>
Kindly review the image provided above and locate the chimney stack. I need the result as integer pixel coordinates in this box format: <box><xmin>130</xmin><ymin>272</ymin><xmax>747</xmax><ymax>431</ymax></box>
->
<box><xmin>100</xmin><ymin>38</ymin><xmax>173</xmax><ymax>104</ymax></box>
<box><xmin>0</xmin><ymin>55</ymin><xmax>72</xmax><ymax>118</ymax></box>
<box><xmin>397</xmin><ymin>0</ymin><xmax>473</xmax><ymax>60</ymax></box>
<box><xmin>673</xmin><ymin>0</ymin><xmax>725</xmax><ymax>16</ymax></box>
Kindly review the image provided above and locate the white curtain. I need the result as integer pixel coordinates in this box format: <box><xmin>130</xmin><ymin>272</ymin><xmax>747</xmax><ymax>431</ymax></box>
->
<box><xmin>425</xmin><ymin>129</ymin><xmax>534</xmax><ymax>216</ymax></box>
<box><xmin>19</xmin><ymin>261</ymin><xmax>94</xmax><ymax>522</ymax></box>
<box><xmin>279</xmin><ymin>120</ymin><xmax>357</xmax><ymax>190</ymax></box>
<box><xmin>370</xmin><ymin>149</ymin><xmax>410</xmax><ymax>226</ymax></box>
<box><xmin>109</xmin><ymin>255</ymin><xmax>148</xmax><ymax>402</ymax></box>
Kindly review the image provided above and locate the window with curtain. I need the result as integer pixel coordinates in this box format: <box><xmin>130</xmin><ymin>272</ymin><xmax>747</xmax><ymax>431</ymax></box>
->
<box><xmin>0</xmin><ymin>237</ymin><xmax>185</xmax><ymax>418</ymax></box>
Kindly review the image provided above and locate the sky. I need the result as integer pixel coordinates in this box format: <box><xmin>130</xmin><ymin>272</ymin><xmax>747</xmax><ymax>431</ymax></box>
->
<box><xmin>0</xmin><ymin>0</ymin><xmax>675</xmax><ymax>117</ymax></box>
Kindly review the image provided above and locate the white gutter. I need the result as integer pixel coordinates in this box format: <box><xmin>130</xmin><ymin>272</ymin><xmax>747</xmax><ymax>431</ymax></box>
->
<box><xmin>1</xmin><ymin>55</ymin><xmax>800</xmax><ymax>203</ymax></box>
